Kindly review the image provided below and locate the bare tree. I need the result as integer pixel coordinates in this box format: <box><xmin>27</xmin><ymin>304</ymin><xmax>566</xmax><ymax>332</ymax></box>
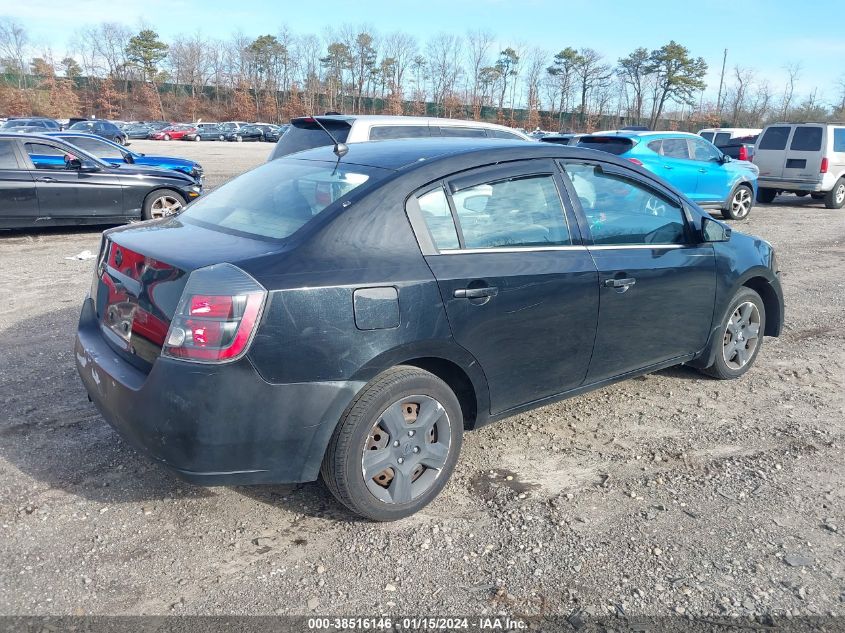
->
<box><xmin>466</xmin><ymin>30</ymin><xmax>494</xmax><ymax>119</ymax></box>
<box><xmin>0</xmin><ymin>18</ymin><xmax>29</xmax><ymax>88</ymax></box>
<box><xmin>779</xmin><ymin>62</ymin><xmax>801</xmax><ymax>119</ymax></box>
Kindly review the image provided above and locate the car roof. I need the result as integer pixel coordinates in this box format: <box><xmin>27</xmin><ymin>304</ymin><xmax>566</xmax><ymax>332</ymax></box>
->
<box><xmin>584</xmin><ymin>130</ymin><xmax>701</xmax><ymax>139</ymax></box>
<box><xmin>297</xmin><ymin>114</ymin><xmax>528</xmax><ymax>136</ymax></box>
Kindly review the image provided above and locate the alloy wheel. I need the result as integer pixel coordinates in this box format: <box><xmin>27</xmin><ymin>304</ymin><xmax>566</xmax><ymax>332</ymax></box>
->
<box><xmin>731</xmin><ymin>188</ymin><xmax>752</xmax><ymax>218</ymax></box>
<box><xmin>836</xmin><ymin>183</ymin><xmax>845</xmax><ymax>205</ymax></box>
<box><xmin>722</xmin><ymin>301</ymin><xmax>760</xmax><ymax>370</ymax></box>
<box><xmin>148</xmin><ymin>195</ymin><xmax>183</xmax><ymax>219</ymax></box>
<box><xmin>362</xmin><ymin>395</ymin><xmax>451</xmax><ymax>505</ymax></box>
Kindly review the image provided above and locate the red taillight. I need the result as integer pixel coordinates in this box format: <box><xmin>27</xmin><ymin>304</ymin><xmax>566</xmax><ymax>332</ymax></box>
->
<box><xmin>163</xmin><ymin>264</ymin><xmax>266</xmax><ymax>363</ymax></box>
<box><xmin>738</xmin><ymin>146</ymin><xmax>748</xmax><ymax>161</ymax></box>
<box><xmin>821</xmin><ymin>157</ymin><xmax>828</xmax><ymax>174</ymax></box>
<box><xmin>628</xmin><ymin>158</ymin><xmax>644</xmax><ymax>166</ymax></box>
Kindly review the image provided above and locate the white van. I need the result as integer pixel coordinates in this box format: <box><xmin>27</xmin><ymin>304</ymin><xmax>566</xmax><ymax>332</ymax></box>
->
<box><xmin>753</xmin><ymin>123</ymin><xmax>845</xmax><ymax>208</ymax></box>
<box><xmin>699</xmin><ymin>127</ymin><xmax>762</xmax><ymax>147</ymax></box>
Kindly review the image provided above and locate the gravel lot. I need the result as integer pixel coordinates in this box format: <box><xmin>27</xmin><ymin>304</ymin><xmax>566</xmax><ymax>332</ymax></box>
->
<box><xmin>0</xmin><ymin>140</ymin><xmax>843</xmax><ymax>622</ymax></box>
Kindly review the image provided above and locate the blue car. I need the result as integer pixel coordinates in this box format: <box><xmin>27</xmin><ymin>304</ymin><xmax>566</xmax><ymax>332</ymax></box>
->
<box><xmin>577</xmin><ymin>131</ymin><xmax>759</xmax><ymax>220</ymax></box>
<box><xmin>45</xmin><ymin>132</ymin><xmax>203</xmax><ymax>181</ymax></box>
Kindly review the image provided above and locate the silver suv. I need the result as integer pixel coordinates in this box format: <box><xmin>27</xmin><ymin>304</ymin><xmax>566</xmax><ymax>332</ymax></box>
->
<box><xmin>268</xmin><ymin>115</ymin><xmax>530</xmax><ymax>160</ymax></box>
<box><xmin>753</xmin><ymin>122</ymin><xmax>845</xmax><ymax>208</ymax></box>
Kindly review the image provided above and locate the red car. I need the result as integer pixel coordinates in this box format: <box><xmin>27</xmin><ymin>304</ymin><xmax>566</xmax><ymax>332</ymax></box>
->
<box><xmin>150</xmin><ymin>125</ymin><xmax>197</xmax><ymax>141</ymax></box>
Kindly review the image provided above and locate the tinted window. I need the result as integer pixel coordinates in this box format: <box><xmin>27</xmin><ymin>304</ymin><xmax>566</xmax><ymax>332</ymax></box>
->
<box><xmin>64</xmin><ymin>136</ymin><xmax>124</xmax><ymax>159</ymax></box>
<box><xmin>270</xmin><ymin>120</ymin><xmax>351</xmax><ymax>159</ymax></box>
<box><xmin>369</xmin><ymin>125</ymin><xmax>430</xmax><ymax>140</ymax></box>
<box><xmin>69</xmin><ymin>121</ymin><xmax>97</xmax><ymax>132</ymax></box>
<box><xmin>661</xmin><ymin>138</ymin><xmax>690</xmax><ymax>159</ymax></box>
<box><xmin>758</xmin><ymin>126</ymin><xmax>791</xmax><ymax>150</ymax></box>
<box><xmin>699</xmin><ymin>132</ymin><xmax>714</xmax><ymax>142</ymax></box>
<box><xmin>564</xmin><ymin>163</ymin><xmax>686</xmax><ymax>246</ymax></box>
<box><xmin>713</xmin><ymin>132</ymin><xmax>731</xmax><ymax>147</ymax></box>
<box><xmin>576</xmin><ymin>136</ymin><xmax>634</xmax><ymax>155</ymax></box>
<box><xmin>181</xmin><ymin>159</ymin><xmax>388</xmax><ymax>240</ymax></box>
<box><xmin>689</xmin><ymin>138</ymin><xmax>722</xmax><ymax>162</ymax></box>
<box><xmin>0</xmin><ymin>140</ymin><xmax>19</xmax><ymax>168</ymax></box>
<box><xmin>451</xmin><ymin>174</ymin><xmax>570</xmax><ymax>248</ymax></box>
<box><xmin>488</xmin><ymin>129</ymin><xmax>523</xmax><ymax>140</ymax></box>
<box><xmin>438</xmin><ymin>126</ymin><xmax>488</xmax><ymax>138</ymax></box>
<box><xmin>834</xmin><ymin>128</ymin><xmax>845</xmax><ymax>153</ymax></box>
<box><xmin>790</xmin><ymin>127</ymin><xmax>822</xmax><ymax>151</ymax></box>
<box><xmin>417</xmin><ymin>187</ymin><xmax>459</xmax><ymax>250</ymax></box>
<box><xmin>647</xmin><ymin>140</ymin><xmax>662</xmax><ymax>153</ymax></box>
<box><xmin>25</xmin><ymin>142</ymin><xmax>66</xmax><ymax>169</ymax></box>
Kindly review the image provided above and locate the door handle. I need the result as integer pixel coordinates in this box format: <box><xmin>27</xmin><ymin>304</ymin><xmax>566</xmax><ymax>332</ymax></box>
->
<box><xmin>454</xmin><ymin>286</ymin><xmax>499</xmax><ymax>299</ymax></box>
<box><xmin>603</xmin><ymin>277</ymin><xmax>636</xmax><ymax>289</ymax></box>
<box><xmin>663</xmin><ymin>165</ymin><xmax>673</xmax><ymax>170</ymax></box>
<box><xmin>698</xmin><ymin>168</ymin><xmax>707</xmax><ymax>173</ymax></box>
<box><xmin>35</xmin><ymin>176</ymin><xmax>56</xmax><ymax>182</ymax></box>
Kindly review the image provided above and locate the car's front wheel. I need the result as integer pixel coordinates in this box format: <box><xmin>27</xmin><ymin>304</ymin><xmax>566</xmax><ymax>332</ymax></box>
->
<box><xmin>321</xmin><ymin>366</ymin><xmax>463</xmax><ymax>521</ymax></box>
<box><xmin>824</xmin><ymin>177</ymin><xmax>845</xmax><ymax>209</ymax></box>
<box><xmin>699</xmin><ymin>288</ymin><xmax>765</xmax><ymax>380</ymax></box>
<box><xmin>113</xmin><ymin>136</ymin><xmax>124</xmax><ymax>145</ymax></box>
<box><xmin>757</xmin><ymin>188</ymin><xmax>777</xmax><ymax>204</ymax></box>
<box><xmin>724</xmin><ymin>184</ymin><xmax>754</xmax><ymax>220</ymax></box>
<box><xmin>236</xmin><ymin>135</ymin><xmax>243</xmax><ymax>142</ymax></box>
<box><xmin>194</xmin><ymin>135</ymin><xmax>201</xmax><ymax>142</ymax></box>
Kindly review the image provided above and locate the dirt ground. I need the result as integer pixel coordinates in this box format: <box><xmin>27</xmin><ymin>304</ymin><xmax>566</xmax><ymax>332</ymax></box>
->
<box><xmin>0</xmin><ymin>140</ymin><xmax>843</xmax><ymax>622</ymax></box>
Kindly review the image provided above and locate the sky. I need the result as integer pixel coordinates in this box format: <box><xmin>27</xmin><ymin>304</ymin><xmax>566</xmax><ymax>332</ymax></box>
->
<box><xmin>2</xmin><ymin>0</ymin><xmax>840</xmax><ymax>104</ymax></box>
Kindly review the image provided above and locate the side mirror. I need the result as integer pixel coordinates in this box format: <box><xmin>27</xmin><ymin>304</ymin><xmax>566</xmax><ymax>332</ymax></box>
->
<box><xmin>720</xmin><ymin>154</ymin><xmax>732</xmax><ymax>164</ymax></box>
<box><xmin>702</xmin><ymin>216</ymin><xmax>731</xmax><ymax>242</ymax></box>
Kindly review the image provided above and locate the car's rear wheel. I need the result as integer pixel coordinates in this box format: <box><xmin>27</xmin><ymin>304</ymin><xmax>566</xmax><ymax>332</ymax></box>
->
<box><xmin>218</xmin><ymin>135</ymin><xmax>225</xmax><ymax>141</ymax></box>
<box><xmin>724</xmin><ymin>185</ymin><xmax>753</xmax><ymax>220</ymax></box>
<box><xmin>193</xmin><ymin>135</ymin><xmax>201</xmax><ymax>142</ymax></box>
<box><xmin>236</xmin><ymin>135</ymin><xmax>243</xmax><ymax>142</ymax></box>
<box><xmin>163</xmin><ymin>134</ymin><xmax>171</xmax><ymax>141</ymax></box>
<box><xmin>699</xmin><ymin>288</ymin><xmax>765</xmax><ymax>380</ymax></box>
<box><xmin>321</xmin><ymin>366</ymin><xmax>463</xmax><ymax>521</ymax></box>
<box><xmin>142</xmin><ymin>189</ymin><xmax>185</xmax><ymax>221</ymax></box>
<box><xmin>757</xmin><ymin>188</ymin><xmax>777</xmax><ymax>204</ymax></box>
<box><xmin>824</xmin><ymin>178</ymin><xmax>845</xmax><ymax>209</ymax></box>
<box><xmin>113</xmin><ymin>136</ymin><xmax>124</xmax><ymax>145</ymax></box>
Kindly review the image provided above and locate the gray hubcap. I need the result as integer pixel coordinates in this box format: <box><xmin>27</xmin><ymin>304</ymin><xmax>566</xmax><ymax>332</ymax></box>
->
<box><xmin>149</xmin><ymin>195</ymin><xmax>182</xmax><ymax>219</ymax></box>
<box><xmin>723</xmin><ymin>301</ymin><xmax>760</xmax><ymax>370</ymax></box>
<box><xmin>362</xmin><ymin>395</ymin><xmax>451</xmax><ymax>504</ymax></box>
<box><xmin>835</xmin><ymin>183</ymin><xmax>845</xmax><ymax>205</ymax></box>
<box><xmin>732</xmin><ymin>188</ymin><xmax>752</xmax><ymax>218</ymax></box>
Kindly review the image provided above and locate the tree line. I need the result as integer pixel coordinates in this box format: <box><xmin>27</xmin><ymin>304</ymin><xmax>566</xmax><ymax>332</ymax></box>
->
<box><xmin>0</xmin><ymin>18</ymin><xmax>841</xmax><ymax>130</ymax></box>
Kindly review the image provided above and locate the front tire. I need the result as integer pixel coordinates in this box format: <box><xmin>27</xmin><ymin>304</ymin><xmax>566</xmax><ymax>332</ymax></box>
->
<box><xmin>163</xmin><ymin>134</ymin><xmax>171</xmax><ymax>141</ymax></box>
<box><xmin>236</xmin><ymin>135</ymin><xmax>243</xmax><ymax>142</ymax></box>
<box><xmin>193</xmin><ymin>135</ymin><xmax>201</xmax><ymax>142</ymax></box>
<box><xmin>699</xmin><ymin>288</ymin><xmax>765</xmax><ymax>380</ymax></box>
<box><xmin>142</xmin><ymin>189</ymin><xmax>186</xmax><ymax>221</ymax></box>
<box><xmin>723</xmin><ymin>184</ymin><xmax>754</xmax><ymax>220</ymax></box>
<box><xmin>113</xmin><ymin>136</ymin><xmax>124</xmax><ymax>145</ymax></box>
<box><xmin>321</xmin><ymin>366</ymin><xmax>463</xmax><ymax>521</ymax></box>
<box><xmin>757</xmin><ymin>188</ymin><xmax>777</xmax><ymax>204</ymax></box>
<box><xmin>824</xmin><ymin>178</ymin><xmax>845</xmax><ymax>209</ymax></box>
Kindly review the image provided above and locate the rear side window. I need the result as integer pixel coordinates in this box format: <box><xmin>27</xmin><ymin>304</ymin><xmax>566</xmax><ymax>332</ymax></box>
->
<box><xmin>24</xmin><ymin>142</ymin><xmax>66</xmax><ymax>169</ymax></box>
<box><xmin>270</xmin><ymin>120</ymin><xmax>352</xmax><ymax>159</ymax></box>
<box><xmin>417</xmin><ymin>187</ymin><xmax>459</xmax><ymax>250</ymax></box>
<box><xmin>0</xmin><ymin>140</ymin><xmax>20</xmax><ymax>168</ymax></box>
<box><xmin>790</xmin><ymin>127</ymin><xmax>822</xmax><ymax>151</ymax></box>
<box><xmin>576</xmin><ymin>136</ymin><xmax>634</xmax><ymax>155</ymax></box>
<box><xmin>713</xmin><ymin>132</ymin><xmax>731</xmax><ymax>147</ymax></box>
<box><xmin>181</xmin><ymin>159</ymin><xmax>389</xmax><ymax>240</ymax></box>
<box><xmin>450</xmin><ymin>174</ymin><xmax>571</xmax><ymax>248</ymax></box>
<box><xmin>834</xmin><ymin>129</ymin><xmax>845</xmax><ymax>153</ymax></box>
<box><xmin>369</xmin><ymin>125</ymin><xmax>430</xmax><ymax>140</ymax></box>
<box><xmin>661</xmin><ymin>138</ymin><xmax>690</xmax><ymax>159</ymax></box>
<box><xmin>758</xmin><ymin>126</ymin><xmax>791</xmax><ymax>150</ymax></box>
<box><xmin>563</xmin><ymin>163</ymin><xmax>686</xmax><ymax>246</ymax></box>
<box><xmin>699</xmin><ymin>132</ymin><xmax>714</xmax><ymax>142</ymax></box>
<box><xmin>488</xmin><ymin>129</ymin><xmax>523</xmax><ymax>140</ymax></box>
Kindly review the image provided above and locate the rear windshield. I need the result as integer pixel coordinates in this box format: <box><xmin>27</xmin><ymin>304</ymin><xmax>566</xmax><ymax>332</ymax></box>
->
<box><xmin>270</xmin><ymin>119</ymin><xmax>352</xmax><ymax>160</ymax></box>
<box><xmin>699</xmin><ymin>132</ymin><xmax>714</xmax><ymax>142</ymax></box>
<box><xmin>576</xmin><ymin>136</ymin><xmax>635</xmax><ymax>155</ymax></box>
<box><xmin>758</xmin><ymin>126</ymin><xmax>791</xmax><ymax>150</ymax></box>
<box><xmin>180</xmin><ymin>159</ymin><xmax>390</xmax><ymax>240</ymax></box>
<box><xmin>713</xmin><ymin>132</ymin><xmax>732</xmax><ymax>147</ymax></box>
<box><xmin>790</xmin><ymin>127</ymin><xmax>822</xmax><ymax>151</ymax></box>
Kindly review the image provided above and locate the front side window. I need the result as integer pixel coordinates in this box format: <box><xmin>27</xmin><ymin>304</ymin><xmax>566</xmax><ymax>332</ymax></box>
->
<box><xmin>790</xmin><ymin>127</ymin><xmax>822</xmax><ymax>151</ymax></box>
<box><xmin>417</xmin><ymin>187</ymin><xmax>459</xmax><ymax>249</ymax></box>
<box><xmin>451</xmin><ymin>174</ymin><xmax>571</xmax><ymax>248</ymax></box>
<box><xmin>564</xmin><ymin>163</ymin><xmax>686</xmax><ymax>246</ymax></box>
<box><xmin>488</xmin><ymin>129</ymin><xmax>523</xmax><ymax>140</ymax></box>
<box><xmin>758</xmin><ymin>126</ymin><xmax>791</xmax><ymax>150</ymax></box>
<box><xmin>181</xmin><ymin>159</ymin><xmax>389</xmax><ymax>240</ymax></box>
<box><xmin>369</xmin><ymin>125</ymin><xmax>430</xmax><ymax>140</ymax></box>
<box><xmin>0</xmin><ymin>140</ymin><xmax>20</xmax><ymax>169</ymax></box>
<box><xmin>438</xmin><ymin>126</ymin><xmax>488</xmax><ymax>138</ymax></box>
<box><xmin>65</xmin><ymin>136</ymin><xmax>124</xmax><ymax>159</ymax></box>
<box><xmin>834</xmin><ymin>128</ymin><xmax>845</xmax><ymax>153</ymax></box>
<box><xmin>689</xmin><ymin>138</ymin><xmax>722</xmax><ymax>162</ymax></box>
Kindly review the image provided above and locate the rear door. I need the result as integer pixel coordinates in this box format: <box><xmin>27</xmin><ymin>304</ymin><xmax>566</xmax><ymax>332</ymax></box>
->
<box><xmin>407</xmin><ymin>160</ymin><xmax>599</xmax><ymax>414</ymax></box>
<box><xmin>782</xmin><ymin>125</ymin><xmax>824</xmax><ymax>185</ymax></box>
<box><xmin>0</xmin><ymin>139</ymin><xmax>39</xmax><ymax>225</ymax></box>
<box><xmin>753</xmin><ymin>125</ymin><xmax>792</xmax><ymax>180</ymax></box>
<box><xmin>647</xmin><ymin>137</ymin><xmax>701</xmax><ymax>200</ymax></box>
<box><xmin>560</xmin><ymin>160</ymin><xmax>716</xmax><ymax>382</ymax></box>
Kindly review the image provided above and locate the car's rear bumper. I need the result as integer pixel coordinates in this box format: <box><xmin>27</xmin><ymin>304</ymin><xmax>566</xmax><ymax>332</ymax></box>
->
<box><xmin>74</xmin><ymin>298</ymin><xmax>362</xmax><ymax>485</ymax></box>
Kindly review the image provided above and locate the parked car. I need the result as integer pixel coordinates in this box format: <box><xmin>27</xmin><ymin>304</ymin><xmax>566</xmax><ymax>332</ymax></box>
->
<box><xmin>225</xmin><ymin>124</ymin><xmax>266</xmax><ymax>142</ymax></box>
<box><xmin>698</xmin><ymin>127</ymin><xmax>762</xmax><ymax>148</ymax></box>
<box><xmin>269</xmin><ymin>115</ymin><xmax>530</xmax><ymax>160</ymax></box>
<box><xmin>150</xmin><ymin>125</ymin><xmax>197</xmax><ymax>141</ymax></box>
<box><xmin>1</xmin><ymin>117</ymin><xmax>61</xmax><ymax>133</ymax></box>
<box><xmin>183</xmin><ymin>125</ymin><xmax>227</xmax><ymax>141</ymax></box>
<box><xmin>73</xmin><ymin>137</ymin><xmax>783</xmax><ymax>520</ymax></box>
<box><xmin>752</xmin><ymin>122</ymin><xmax>845</xmax><ymax>208</ymax></box>
<box><xmin>256</xmin><ymin>124</ymin><xmax>285</xmax><ymax>142</ymax></box>
<box><xmin>123</xmin><ymin>123</ymin><xmax>154</xmax><ymax>140</ymax></box>
<box><xmin>720</xmin><ymin>135</ymin><xmax>758</xmax><ymax>162</ymax></box>
<box><xmin>219</xmin><ymin>121</ymin><xmax>250</xmax><ymax>134</ymax></box>
<box><xmin>0</xmin><ymin>133</ymin><xmax>201</xmax><ymax>228</ymax></box>
<box><xmin>577</xmin><ymin>131</ymin><xmax>759</xmax><ymax>220</ymax></box>
<box><xmin>45</xmin><ymin>132</ymin><xmax>204</xmax><ymax>180</ymax></box>
<box><xmin>539</xmin><ymin>133</ymin><xmax>586</xmax><ymax>146</ymax></box>
<box><xmin>67</xmin><ymin>120</ymin><xmax>128</xmax><ymax>145</ymax></box>
<box><xmin>143</xmin><ymin>121</ymin><xmax>172</xmax><ymax>131</ymax></box>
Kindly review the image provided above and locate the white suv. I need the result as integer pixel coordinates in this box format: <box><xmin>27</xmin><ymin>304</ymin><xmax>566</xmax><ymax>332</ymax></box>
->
<box><xmin>753</xmin><ymin>123</ymin><xmax>845</xmax><ymax>208</ymax></box>
<box><xmin>269</xmin><ymin>115</ymin><xmax>530</xmax><ymax>160</ymax></box>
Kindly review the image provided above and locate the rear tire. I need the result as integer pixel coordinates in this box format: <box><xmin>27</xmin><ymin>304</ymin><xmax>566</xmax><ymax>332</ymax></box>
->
<box><xmin>699</xmin><ymin>288</ymin><xmax>765</xmax><ymax>380</ymax></box>
<box><xmin>723</xmin><ymin>184</ymin><xmax>754</xmax><ymax>220</ymax></box>
<box><xmin>142</xmin><ymin>189</ymin><xmax>186</xmax><ymax>221</ymax></box>
<box><xmin>113</xmin><ymin>136</ymin><xmax>124</xmax><ymax>145</ymax></box>
<box><xmin>321</xmin><ymin>366</ymin><xmax>463</xmax><ymax>521</ymax></box>
<box><xmin>236</xmin><ymin>135</ymin><xmax>243</xmax><ymax>142</ymax></box>
<box><xmin>824</xmin><ymin>178</ymin><xmax>845</xmax><ymax>209</ymax></box>
<box><xmin>163</xmin><ymin>134</ymin><xmax>171</xmax><ymax>141</ymax></box>
<box><xmin>194</xmin><ymin>135</ymin><xmax>201</xmax><ymax>142</ymax></box>
<box><xmin>757</xmin><ymin>188</ymin><xmax>777</xmax><ymax>204</ymax></box>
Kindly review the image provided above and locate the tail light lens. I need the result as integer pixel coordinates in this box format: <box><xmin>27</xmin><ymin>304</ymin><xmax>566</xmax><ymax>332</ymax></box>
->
<box><xmin>738</xmin><ymin>146</ymin><xmax>748</xmax><ymax>161</ymax></box>
<box><xmin>163</xmin><ymin>263</ymin><xmax>266</xmax><ymax>363</ymax></box>
<box><xmin>821</xmin><ymin>157</ymin><xmax>828</xmax><ymax>174</ymax></box>
<box><xmin>628</xmin><ymin>158</ymin><xmax>644</xmax><ymax>166</ymax></box>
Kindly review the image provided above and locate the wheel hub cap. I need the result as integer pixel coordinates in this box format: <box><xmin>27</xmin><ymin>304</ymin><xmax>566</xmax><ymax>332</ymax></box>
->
<box><xmin>722</xmin><ymin>301</ymin><xmax>760</xmax><ymax>370</ymax></box>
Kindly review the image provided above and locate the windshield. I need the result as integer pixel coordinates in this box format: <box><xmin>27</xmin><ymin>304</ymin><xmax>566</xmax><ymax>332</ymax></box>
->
<box><xmin>180</xmin><ymin>159</ymin><xmax>391</xmax><ymax>240</ymax></box>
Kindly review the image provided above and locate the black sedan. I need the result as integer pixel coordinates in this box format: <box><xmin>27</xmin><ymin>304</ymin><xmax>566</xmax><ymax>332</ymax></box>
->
<box><xmin>256</xmin><ymin>124</ymin><xmax>285</xmax><ymax>142</ymax></box>
<box><xmin>225</xmin><ymin>125</ymin><xmax>265</xmax><ymax>142</ymax></box>
<box><xmin>183</xmin><ymin>125</ymin><xmax>226</xmax><ymax>141</ymax></box>
<box><xmin>123</xmin><ymin>124</ymin><xmax>154</xmax><ymax>140</ymax></box>
<box><xmin>0</xmin><ymin>133</ymin><xmax>202</xmax><ymax>229</ymax></box>
<box><xmin>74</xmin><ymin>138</ymin><xmax>784</xmax><ymax>521</ymax></box>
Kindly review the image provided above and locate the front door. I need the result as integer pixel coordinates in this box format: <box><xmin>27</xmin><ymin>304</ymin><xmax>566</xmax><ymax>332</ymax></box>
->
<box><xmin>409</xmin><ymin>160</ymin><xmax>600</xmax><ymax>414</ymax></box>
<box><xmin>560</xmin><ymin>161</ymin><xmax>717</xmax><ymax>383</ymax></box>
<box><xmin>22</xmin><ymin>140</ymin><xmax>124</xmax><ymax>221</ymax></box>
<box><xmin>688</xmin><ymin>136</ymin><xmax>730</xmax><ymax>203</ymax></box>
